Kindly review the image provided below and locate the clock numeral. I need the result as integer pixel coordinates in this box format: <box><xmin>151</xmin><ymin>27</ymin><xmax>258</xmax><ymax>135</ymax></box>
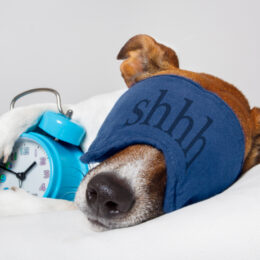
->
<box><xmin>39</xmin><ymin>183</ymin><xmax>46</xmax><ymax>192</ymax></box>
<box><xmin>11</xmin><ymin>152</ymin><xmax>17</xmax><ymax>161</ymax></box>
<box><xmin>43</xmin><ymin>170</ymin><xmax>50</xmax><ymax>179</ymax></box>
<box><xmin>4</xmin><ymin>162</ymin><xmax>12</xmax><ymax>169</ymax></box>
<box><xmin>34</xmin><ymin>149</ymin><xmax>38</xmax><ymax>158</ymax></box>
<box><xmin>20</xmin><ymin>147</ymin><xmax>29</xmax><ymax>155</ymax></box>
<box><xmin>39</xmin><ymin>157</ymin><xmax>46</xmax><ymax>166</ymax></box>
<box><xmin>0</xmin><ymin>174</ymin><xmax>6</xmax><ymax>183</ymax></box>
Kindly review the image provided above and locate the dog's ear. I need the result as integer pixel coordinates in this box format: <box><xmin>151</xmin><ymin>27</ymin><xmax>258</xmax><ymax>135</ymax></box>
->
<box><xmin>117</xmin><ymin>34</ymin><xmax>179</xmax><ymax>87</ymax></box>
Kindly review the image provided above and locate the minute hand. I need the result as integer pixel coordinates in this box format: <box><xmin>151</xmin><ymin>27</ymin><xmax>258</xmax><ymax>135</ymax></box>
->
<box><xmin>24</xmin><ymin>161</ymin><xmax>37</xmax><ymax>174</ymax></box>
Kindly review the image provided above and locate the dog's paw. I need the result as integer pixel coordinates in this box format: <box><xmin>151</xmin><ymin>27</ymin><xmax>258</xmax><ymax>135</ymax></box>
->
<box><xmin>0</xmin><ymin>110</ymin><xmax>35</xmax><ymax>162</ymax></box>
<box><xmin>0</xmin><ymin>187</ymin><xmax>33</xmax><ymax>216</ymax></box>
<box><xmin>0</xmin><ymin>111</ymin><xmax>25</xmax><ymax>162</ymax></box>
<box><xmin>0</xmin><ymin>103</ymin><xmax>59</xmax><ymax>162</ymax></box>
<box><xmin>0</xmin><ymin>129</ymin><xmax>20</xmax><ymax>163</ymax></box>
<box><xmin>0</xmin><ymin>188</ymin><xmax>77</xmax><ymax>217</ymax></box>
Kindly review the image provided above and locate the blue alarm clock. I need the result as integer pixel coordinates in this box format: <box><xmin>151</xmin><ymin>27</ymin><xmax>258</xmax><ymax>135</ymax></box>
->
<box><xmin>0</xmin><ymin>88</ymin><xmax>88</xmax><ymax>201</ymax></box>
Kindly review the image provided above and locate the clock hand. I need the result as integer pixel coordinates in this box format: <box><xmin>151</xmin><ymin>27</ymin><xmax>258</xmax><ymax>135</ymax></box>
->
<box><xmin>0</xmin><ymin>161</ymin><xmax>37</xmax><ymax>187</ymax></box>
<box><xmin>0</xmin><ymin>164</ymin><xmax>24</xmax><ymax>183</ymax></box>
<box><xmin>24</xmin><ymin>161</ymin><xmax>37</xmax><ymax>174</ymax></box>
<box><xmin>0</xmin><ymin>164</ymin><xmax>19</xmax><ymax>176</ymax></box>
<box><xmin>0</xmin><ymin>162</ymin><xmax>37</xmax><ymax>181</ymax></box>
<box><xmin>17</xmin><ymin>161</ymin><xmax>37</xmax><ymax>181</ymax></box>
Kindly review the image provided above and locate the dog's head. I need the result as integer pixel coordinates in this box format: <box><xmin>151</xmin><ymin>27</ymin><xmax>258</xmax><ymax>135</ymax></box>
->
<box><xmin>75</xmin><ymin>35</ymin><xmax>175</xmax><ymax>230</ymax></box>
<box><xmin>74</xmin><ymin>35</ymin><xmax>245</xmax><ymax>231</ymax></box>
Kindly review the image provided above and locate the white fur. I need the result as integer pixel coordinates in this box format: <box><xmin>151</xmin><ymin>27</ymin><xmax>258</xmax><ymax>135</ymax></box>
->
<box><xmin>75</xmin><ymin>146</ymin><xmax>162</xmax><ymax>229</ymax></box>
<box><xmin>0</xmin><ymin>187</ymin><xmax>76</xmax><ymax>216</ymax></box>
<box><xmin>0</xmin><ymin>89</ymin><xmax>125</xmax><ymax>216</ymax></box>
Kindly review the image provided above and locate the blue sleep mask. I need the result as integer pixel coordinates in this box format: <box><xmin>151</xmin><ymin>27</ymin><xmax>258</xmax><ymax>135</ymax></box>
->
<box><xmin>81</xmin><ymin>75</ymin><xmax>245</xmax><ymax>213</ymax></box>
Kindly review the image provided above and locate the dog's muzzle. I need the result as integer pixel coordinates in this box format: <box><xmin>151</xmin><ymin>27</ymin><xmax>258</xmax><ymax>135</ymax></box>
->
<box><xmin>86</xmin><ymin>172</ymin><xmax>135</xmax><ymax>219</ymax></box>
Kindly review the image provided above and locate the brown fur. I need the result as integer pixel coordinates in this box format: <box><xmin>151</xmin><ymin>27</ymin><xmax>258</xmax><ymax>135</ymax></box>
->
<box><xmin>117</xmin><ymin>34</ymin><xmax>260</xmax><ymax>173</ymax></box>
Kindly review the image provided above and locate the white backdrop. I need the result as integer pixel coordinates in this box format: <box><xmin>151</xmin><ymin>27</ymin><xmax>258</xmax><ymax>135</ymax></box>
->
<box><xmin>0</xmin><ymin>0</ymin><xmax>259</xmax><ymax>113</ymax></box>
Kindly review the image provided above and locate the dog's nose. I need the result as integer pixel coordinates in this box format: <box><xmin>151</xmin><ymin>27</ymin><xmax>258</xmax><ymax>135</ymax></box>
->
<box><xmin>86</xmin><ymin>172</ymin><xmax>135</xmax><ymax>218</ymax></box>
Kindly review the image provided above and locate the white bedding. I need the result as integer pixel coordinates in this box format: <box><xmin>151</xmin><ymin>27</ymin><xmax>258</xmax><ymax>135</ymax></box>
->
<box><xmin>1</xmin><ymin>165</ymin><xmax>260</xmax><ymax>260</ymax></box>
<box><xmin>1</xmin><ymin>90</ymin><xmax>260</xmax><ymax>260</ymax></box>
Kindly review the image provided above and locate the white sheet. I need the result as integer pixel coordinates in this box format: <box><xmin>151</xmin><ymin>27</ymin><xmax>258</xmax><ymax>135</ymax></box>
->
<box><xmin>1</xmin><ymin>164</ymin><xmax>260</xmax><ymax>260</ymax></box>
<box><xmin>0</xmin><ymin>89</ymin><xmax>260</xmax><ymax>260</ymax></box>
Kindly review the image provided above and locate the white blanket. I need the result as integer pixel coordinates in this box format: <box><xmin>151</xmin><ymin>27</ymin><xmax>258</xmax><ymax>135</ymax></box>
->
<box><xmin>1</xmin><ymin>165</ymin><xmax>260</xmax><ymax>260</ymax></box>
<box><xmin>1</xmin><ymin>90</ymin><xmax>260</xmax><ymax>260</ymax></box>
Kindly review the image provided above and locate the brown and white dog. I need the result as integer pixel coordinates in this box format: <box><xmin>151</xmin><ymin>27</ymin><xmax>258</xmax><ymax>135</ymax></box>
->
<box><xmin>75</xmin><ymin>35</ymin><xmax>260</xmax><ymax>230</ymax></box>
<box><xmin>1</xmin><ymin>35</ymin><xmax>260</xmax><ymax>231</ymax></box>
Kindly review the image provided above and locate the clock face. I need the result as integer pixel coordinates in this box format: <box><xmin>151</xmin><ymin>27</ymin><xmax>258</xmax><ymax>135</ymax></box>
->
<box><xmin>0</xmin><ymin>137</ymin><xmax>51</xmax><ymax>197</ymax></box>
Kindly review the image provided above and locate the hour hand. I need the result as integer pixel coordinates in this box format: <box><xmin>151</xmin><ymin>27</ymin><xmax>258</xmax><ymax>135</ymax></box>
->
<box><xmin>0</xmin><ymin>164</ymin><xmax>18</xmax><ymax>176</ymax></box>
<box><xmin>0</xmin><ymin>163</ymin><xmax>24</xmax><ymax>185</ymax></box>
<box><xmin>17</xmin><ymin>161</ymin><xmax>37</xmax><ymax>181</ymax></box>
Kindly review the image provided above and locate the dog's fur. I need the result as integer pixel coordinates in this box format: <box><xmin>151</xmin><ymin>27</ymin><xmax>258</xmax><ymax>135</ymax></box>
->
<box><xmin>1</xmin><ymin>35</ymin><xmax>260</xmax><ymax>231</ymax></box>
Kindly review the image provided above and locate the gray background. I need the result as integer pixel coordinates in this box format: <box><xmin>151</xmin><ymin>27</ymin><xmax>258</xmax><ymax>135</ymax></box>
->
<box><xmin>0</xmin><ymin>0</ymin><xmax>259</xmax><ymax>113</ymax></box>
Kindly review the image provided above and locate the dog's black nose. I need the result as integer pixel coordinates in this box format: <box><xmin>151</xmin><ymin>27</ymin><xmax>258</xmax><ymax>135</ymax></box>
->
<box><xmin>86</xmin><ymin>172</ymin><xmax>135</xmax><ymax>218</ymax></box>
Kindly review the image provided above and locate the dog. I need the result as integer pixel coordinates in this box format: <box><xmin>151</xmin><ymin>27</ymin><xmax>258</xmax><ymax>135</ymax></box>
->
<box><xmin>0</xmin><ymin>35</ymin><xmax>260</xmax><ymax>231</ymax></box>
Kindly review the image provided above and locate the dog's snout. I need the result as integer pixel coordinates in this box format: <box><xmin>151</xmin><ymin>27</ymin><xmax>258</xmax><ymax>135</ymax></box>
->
<box><xmin>86</xmin><ymin>172</ymin><xmax>135</xmax><ymax>218</ymax></box>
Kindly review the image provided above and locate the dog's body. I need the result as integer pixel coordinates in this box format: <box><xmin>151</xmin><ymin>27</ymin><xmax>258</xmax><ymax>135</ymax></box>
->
<box><xmin>117</xmin><ymin>35</ymin><xmax>260</xmax><ymax>173</ymax></box>
<box><xmin>1</xmin><ymin>35</ymin><xmax>260</xmax><ymax>230</ymax></box>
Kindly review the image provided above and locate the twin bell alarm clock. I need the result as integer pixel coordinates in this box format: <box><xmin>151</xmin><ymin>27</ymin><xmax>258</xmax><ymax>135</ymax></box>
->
<box><xmin>0</xmin><ymin>88</ymin><xmax>89</xmax><ymax>201</ymax></box>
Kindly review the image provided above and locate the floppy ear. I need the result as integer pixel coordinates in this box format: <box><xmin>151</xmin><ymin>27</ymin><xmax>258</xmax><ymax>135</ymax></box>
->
<box><xmin>117</xmin><ymin>34</ymin><xmax>179</xmax><ymax>87</ymax></box>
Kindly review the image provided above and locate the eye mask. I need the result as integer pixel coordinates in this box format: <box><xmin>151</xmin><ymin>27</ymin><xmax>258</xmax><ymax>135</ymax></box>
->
<box><xmin>81</xmin><ymin>75</ymin><xmax>245</xmax><ymax>213</ymax></box>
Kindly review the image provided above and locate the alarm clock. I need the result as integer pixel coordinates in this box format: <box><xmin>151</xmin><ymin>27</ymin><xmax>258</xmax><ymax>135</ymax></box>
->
<box><xmin>0</xmin><ymin>88</ymin><xmax>89</xmax><ymax>201</ymax></box>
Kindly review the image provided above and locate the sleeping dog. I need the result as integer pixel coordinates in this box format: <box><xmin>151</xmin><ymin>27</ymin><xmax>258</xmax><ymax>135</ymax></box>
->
<box><xmin>0</xmin><ymin>35</ymin><xmax>260</xmax><ymax>231</ymax></box>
